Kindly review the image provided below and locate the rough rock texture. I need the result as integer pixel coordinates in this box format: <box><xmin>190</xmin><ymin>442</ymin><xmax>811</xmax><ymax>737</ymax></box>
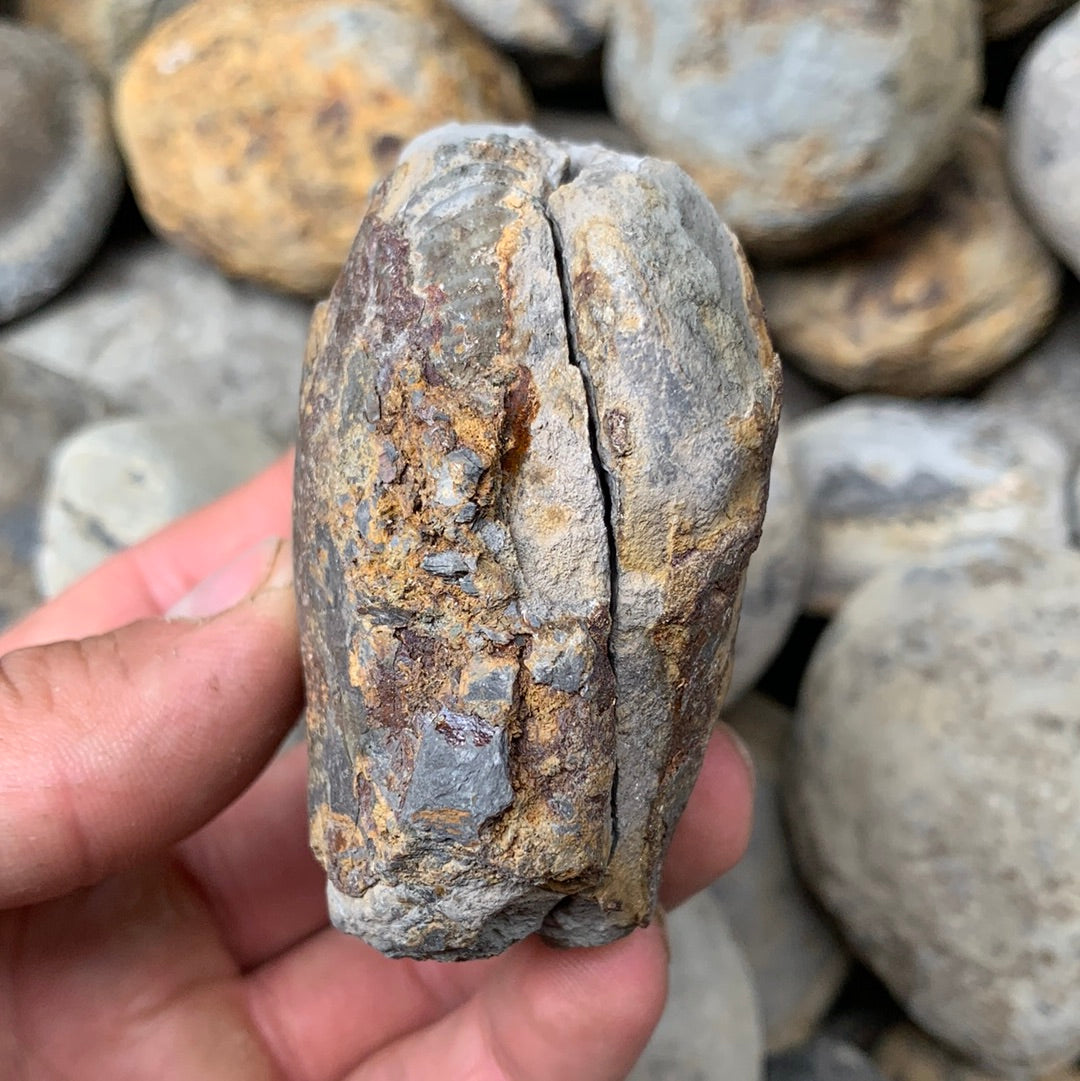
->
<box><xmin>445</xmin><ymin>0</ymin><xmax>609</xmax><ymax>57</ymax></box>
<box><xmin>18</xmin><ymin>0</ymin><xmax>191</xmax><ymax>81</ymax></box>
<box><xmin>0</xmin><ymin>349</ymin><xmax>109</xmax><ymax>629</ymax></box>
<box><xmin>605</xmin><ymin>0</ymin><xmax>982</xmax><ymax>262</ymax></box>
<box><xmin>787</xmin><ymin>539</ymin><xmax>1080</xmax><ymax>1077</ymax></box>
<box><xmin>0</xmin><ymin>238</ymin><xmax>312</xmax><ymax>445</ymax></box>
<box><xmin>37</xmin><ymin>416</ymin><xmax>279</xmax><ymax>597</ymax></box>
<box><xmin>983</xmin><ymin>0</ymin><xmax>1073</xmax><ymax>39</ymax></box>
<box><xmin>113</xmin><ymin>0</ymin><xmax>533</xmax><ymax>296</ymax></box>
<box><xmin>756</xmin><ymin>113</ymin><xmax>1062</xmax><ymax>397</ymax></box>
<box><xmin>294</xmin><ymin>124</ymin><xmax>780</xmax><ymax>959</ymax></box>
<box><xmin>630</xmin><ymin>890</ymin><xmax>764</xmax><ymax>1081</ymax></box>
<box><xmin>770</xmin><ymin>1039</ymin><xmax>888</xmax><ymax>1081</ymax></box>
<box><xmin>718</xmin><ymin>694</ymin><xmax>850</xmax><ymax>1052</ymax></box>
<box><xmin>788</xmin><ymin>397</ymin><xmax>1070</xmax><ymax>614</ymax></box>
<box><xmin>1007</xmin><ymin>5</ymin><xmax>1080</xmax><ymax>278</ymax></box>
<box><xmin>0</xmin><ymin>22</ymin><xmax>123</xmax><ymax>322</ymax></box>
<box><xmin>730</xmin><ymin>435</ymin><xmax>810</xmax><ymax>701</ymax></box>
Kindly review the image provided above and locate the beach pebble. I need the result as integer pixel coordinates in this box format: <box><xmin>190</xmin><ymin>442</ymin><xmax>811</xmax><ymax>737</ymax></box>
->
<box><xmin>0</xmin><ymin>22</ymin><xmax>123</xmax><ymax>322</ymax></box>
<box><xmin>718</xmin><ymin>694</ymin><xmax>850</xmax><ymax>1052</ymax></box>
<box><xmin>770</xmin><ymin>1039</ymin><xmax>888</xmax><ymax>1081</ymax></box>
<box><xmin>789</xmin><ymin>396</ymin><xmax>1070</xmax><ymax>614</ymax></box>
<box><xmin>730</xmin><ymin>434</ymin><xmax>810</xmax><ymax>702</ymax></box>
<box><xmin>787</xmin><ymin>539</ymin><xmax>1080</xmax><ymax>1077</ymax></box>
<box><xmin>0</xmin><ymin>238</ymin><xmax>312</xmax><ymax>445</ymax></box>
<box><xmin>37</xmin><ymin>416</ymin><xmax>278</xmax><ymax>597</ymax></box>
<box><xmin>113</xmin><ymin>0</ymin><xmax>532</xmax><ymax>295</ymax></box>
<box><xmin>1007</xmin><ymin>5</ymin><xmax>1080</xmax><ymax>278</ymax></box>
<box><xmin>605</xmin><ymin>0</ymin><xmax>982</xmax><ymax>261</ymax></box>
<box><xmin>629</xmin><ymin>890</ymin><xmax>764</xmax><ymax>1081</ymax></box>
<box><xmin>756</xmin><ymin>112</ymin><xmax>1062</xmax><ymax>397</ymax></box>
<box><xmin>445</xmin><ymin>0</ymin><xmax>608</xmax><ymax>58</ymax></box>
<box><xmin>983</xmin><ymin>0</ymin><xmax>1073</xmax><ymax>39</ymax></box>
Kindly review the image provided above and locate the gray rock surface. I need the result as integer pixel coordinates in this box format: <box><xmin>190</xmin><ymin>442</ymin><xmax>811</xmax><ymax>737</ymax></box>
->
<box><xmin>0</xmin><ymin>349</ymin><xmax>109</xmax><ymax>628</ymax></box>
<box><xmin>446</xmin><ymin>0</ymin><xmax>609</xmax><ymax>56</ymax></box>
<box><xmin>0</xmin><ymin>238</ymin><xmax>313</xmax><ymax>445</ymax></box>
<box><xmin>770</xmin><ymin>1039</ymin><xmax>887</xmax><ymax>1081</ymax></box>
<box><xmin>37</xmin><ymin>416</ymin><xmax>278</xmax><ymax>597</ymax></box>
<box><xmin>787</xmin><ymin>539</ymin><xmax>1080</xmax><ymax>1078</ymax></box>
<box><xmin>789</xmin><ymin>396</ymin><xmax>1070</xmax><ymax>614</ymax></box>
<box><xmin>605</xmin><ymin>0</ymin><xmax>982</xmax><ymax>261</ymax></box>
<box><xmin>629</xmin><ymin>891</ymin><xmax>764</xmax><ymax>1081</ymax></box>
<box><xmin>730</xmin><ymin>435</ymin><xmax>810</xmax><ymax>702</ymax></box>
<box><xmin>718</xmin><ymin>694</ymin><xmax>849</xmax><ymax>1052</ymax></box>
<box><xmin>1007</xmin><ymin>5</ymin><xmax>1080</xmax><ymax>278</ymax></box>
<box><xmin>295</xmin><ymin>124</ymin><xmax>780</xmax><ymax>959</ymax></box>
<box><xmin>0</xmin><ymin>22</ymin><xmax>123</xmax><ymax>323</ymax></box>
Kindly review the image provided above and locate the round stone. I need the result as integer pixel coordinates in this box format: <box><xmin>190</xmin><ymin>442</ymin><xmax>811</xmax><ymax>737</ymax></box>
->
<box><xmin>444</xmin><ymin>0</ymin><xmax>608</xmax><ymax>57</ymax></box>
<box><xmin>37</xmin><ymin>416</ymin><xmax>279</xmax><ymax>596</ymax></box>
<box><xmin>788</xmin><ymin>396</ymin><xmax>1070</xmax><ymax>614</ymax></box>
<box><xmin>1007</xmin><ymin>5</ymin><xmax>1080</xmax><ymax>279</ymax></box>
<box><xmin>770</xmin><ymin>1039</ymin><xmax>887</xmax><ymax>1081</ymax></box>
<box><xmin>629</xmin><ymin>890</ymin><xmax>764</xmax><ymax>1081</ymax></box>
<box><xmin>18</xmin><ymin>0</ymin><xmax>192</xmax><ymax>81</ymax></box>
<box><xmin>113</xmin><ymin>0</ymin><xmax>532</xmax><ymax>295</ymax></box>
<box><xmin>0</xmin><ymin>22</ymin><xmax>123</xmax><ymax>322</ymax></box>
<box><xmin>787</xmin><ymin>540</ymin><xmax>1080</xmax><ymax>1077</ymax></box>
<box><xmin>717</xmin><ymin>694</ymin><xmax>850</xmax><ymax>1052</ymax></box>
<box><xmin>756</xmin><ymin>112</ymin><xmax>1062</xmax><ymax>397</ymax></box>
<box><xmin>982</xmin><ymin>0</ymin><xmax>1073</xmax><ymax>39</ymax></box>
<box><xmin>730</xmin><ymin>434</ymin><xmax>810</xmax><ymax>702</ymax></box>
<box><xmin>0</xmin><ymin>238</ymin><xmax>314</xmax><ymax>445</ymax></box>
<box><xmin>605</xmin><ymin>0</ymin><xmax>982</xmax><ymax>261</ymax></box>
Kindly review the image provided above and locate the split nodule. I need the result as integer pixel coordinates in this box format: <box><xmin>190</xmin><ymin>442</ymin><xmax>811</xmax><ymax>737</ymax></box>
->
<box><xmin>294</xmin><ymin>124</ymin><xmax>781</xmax><ymax>961</ymax></box>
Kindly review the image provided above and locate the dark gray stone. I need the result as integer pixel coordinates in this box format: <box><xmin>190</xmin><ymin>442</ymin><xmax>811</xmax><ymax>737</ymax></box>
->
<box><xmin>769</xmin><ymin>1039</ymin><xmax>887</xmax><ymax>1081</ymax></box>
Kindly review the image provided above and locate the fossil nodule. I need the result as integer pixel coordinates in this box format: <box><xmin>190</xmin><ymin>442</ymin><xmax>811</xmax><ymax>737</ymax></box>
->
<box><xmin>294</xmin><ymin>125</ymin><xmax>781</xmax><ymax>960</ymax></box>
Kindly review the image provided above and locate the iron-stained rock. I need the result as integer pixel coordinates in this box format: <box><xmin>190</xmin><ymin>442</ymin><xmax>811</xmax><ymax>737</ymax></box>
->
<box><xmin>294</xmin><ymin>124</ymin><xmax>780</xmax><ymax>959</ymax></box>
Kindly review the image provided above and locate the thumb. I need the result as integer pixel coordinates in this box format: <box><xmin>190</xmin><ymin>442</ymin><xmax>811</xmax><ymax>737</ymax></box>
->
<box><xmin>0</xmin><ymin>538</ymin><xmax>302</xmax><ymax>910</ymax></box>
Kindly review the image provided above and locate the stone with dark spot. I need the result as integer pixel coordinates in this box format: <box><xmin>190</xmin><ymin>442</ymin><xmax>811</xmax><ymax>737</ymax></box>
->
<box><xmin>789</xmin><ymin>396</ymin><xmax>1070</xmax><ymax>614</ymax></box>
<box><xmin>788</xmin><ymin>539</ymin><xmax>1080</xmax><ymax>1077</ymax></box>
<box><xmin>295</xmin><ymin>123</ymin><xmax>780</xmax><ymax>959</ymax></box>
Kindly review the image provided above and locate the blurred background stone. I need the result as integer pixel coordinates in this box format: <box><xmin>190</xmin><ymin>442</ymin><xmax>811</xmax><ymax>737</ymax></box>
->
<box><xmin>769</xmin><ymin>1038</ymin><xmax>888</xmax><ymax>1081</ymax></box>
<box><xmin>982</xmin><ymin>0</ymin><xmax>1073</xmax><ymax>39</ymax></box>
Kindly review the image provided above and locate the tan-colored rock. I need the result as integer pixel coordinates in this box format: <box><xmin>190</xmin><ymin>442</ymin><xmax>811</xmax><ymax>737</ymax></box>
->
<box><xmin>113</xmin><ymin>0</ymin><xmax>532</xmax><ymax>295</ymax></box>
<box><xmin>756</xmin><ymin>113</ymin><xmax>1061</xmax><ymax>397</ymax></box>
<box><xmin>982</xmin><ymin>0</ymin><xmax>1072</xmax><ymax>39</ymax></box>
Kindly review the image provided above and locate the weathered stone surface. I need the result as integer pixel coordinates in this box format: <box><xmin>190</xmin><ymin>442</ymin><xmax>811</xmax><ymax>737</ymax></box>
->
<box><xmin>294</xmin><ymin>124</ymin><xmax>780</xmax><ymax>959</ymax></box>
<box><xmin>730</xmin><ymin>435</ymin><xmax>810</xmax><ymax>701</ymax></box>
<box><xmin>718</xmin><ymin>694</ymin><xmax>849</xmax><ymax>1051</ymax></box>
<box><xmin>0</xmin><ymin>22</ymin><xmax>123</xmax><ymax>323</ymax></box>
<box><xmin>983</xmin><ymin>0</ymin><xmax>1073</xmax><ymax>39</ymax></box>
<box><xmin>789</xmin><ymin>396</ymin><xmax>1070</xmax><ymax>614</ymax></box>
<box><xmin>113</xmin><ymin>0</ymin><xmax>532</xmax><ymax>296</ymax></box>
<box><xmin>0</xmin><ymin>238</ymin><xmax>312</xmax><ymax>445</ymax></box>
<box><xmin>876</xmin><ymin>1023</ymin><xmax>1080</xmax><ymax>1081</ymax></box>
<box><xmin>756</xmin><ymin>113</ymin><xmax>1062</xmax><ymax>397</ymax></box>
<box><xmin>787</xmin><ymin>539</ymin><xmax>1080</xmax><ymax>1078</ymax></box>
<box><xmin>37</xmin><ymin>416</ymin><xmax>278</xmax><ymax>597</ymax></box>
<box><xmin>17</xmin><ymin>0</ymin><xmax>191</xmax><ymax>81</ymax></box>
<box><xmin>605</xmin><ymin>0</ymin><xmax>982</xmax><ymax>262</ymax></box>
<box><xmin>445</xmin><ymin>0</ymin><xmax>609</xmax><ymax>57</ymax></box>
<box><xmin>0</xmin><ymin>349</ymin><xmax>109</xmax><ymax>628</ymax></box>
<box><xmin>630</xmin><ymin>891</ymin><xmax>764</xmax><ymax>1081</ymax></box>
<box><xmin>1007</xmin><ymin>6</ymin><xmax>1080</xmax><ymax>279</ymax></box>
<box><xmin>770</xmin><ymin>1039</ymin><xmax>888</xmax><ymax>1081</ymax></box>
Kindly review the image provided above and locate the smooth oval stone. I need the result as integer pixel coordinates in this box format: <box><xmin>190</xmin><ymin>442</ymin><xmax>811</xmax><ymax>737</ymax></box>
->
<box><xmin>789</xmin><ymin>396</ymin><xmax>1071</xmax><ymax>614</ymax></box>
<box><xmin>718</xmin><ymin>694</ymin><xmax>850</xmax><ymax>1052</ymax></box>
<box><xmin>730</xmin><ymin>434</ymin><xmax>810</xmax><ymax>702</ymax></box>
<box><xmin>787</xmin><ymin>540</ymin><xmax>1080</xmax><ymax>1077</ymax></box>
<box><xmin>36</xmin><ymin>416</ymin><xmax>279</xmax><ymax>597</ymax></box>
<box><xmin>605</xmin><ymin>0</ymin><xmax>982</xmax><ymax>261</ymax></box>
<box><xmin>445</xmin><ymin>0</ymin><xmax>608</xmax><ymax>57</ymax></box>
<box><xmin>630</xmin><ymin>891</ymin><xmax>764</xmax><ymax>1081</ymax></box>
<box><xmin>770</xmin><ymin>1039</ymin><xmax>887</xmax><ymax>1081</ymax></box>
<box><xmin>0</xmin><ymin>22</ymin><xmax>123</xmax><ymax>322</ymax></box>
<box><xmin>0</xmin><ymin>238</ymin><xmax>313</xmax><ymax>445</ymax></box>
<box><xmin>983</xmin><ymin>0</ymin><xmax>1073</xmax><ymax>38</ymax></box>
<box><xmin>113</xmin><ymin>0</ymin><xmax>533</xmax><ymax>295</ymax></box>
<box><xmin>757</xmin><ymin>112</ymin><xmax>1062</xmax><ymax>397</ymax></box>
<box><xmin>1007</xmin><ymin>6</ymin><xmax>1080</xmax><ymax>279</ymax></box>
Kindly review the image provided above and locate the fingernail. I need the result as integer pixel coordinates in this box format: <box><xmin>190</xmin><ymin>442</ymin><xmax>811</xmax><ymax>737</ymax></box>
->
<box><xmin>167</xmin><ymin>536</ymin><xmax>292</xmax><ymax>620</ymax></box>
<box><xmin>718</xmin><ymin>721</ymin><xmax>756</xmax><ymax>798</ymax></box>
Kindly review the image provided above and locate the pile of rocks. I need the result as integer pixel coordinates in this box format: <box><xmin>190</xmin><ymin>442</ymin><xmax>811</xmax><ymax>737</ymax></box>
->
<box><xmin>2</xmin><ymin>0</ymin><xmax>1080</xmax><ymax>1079</ymax></box>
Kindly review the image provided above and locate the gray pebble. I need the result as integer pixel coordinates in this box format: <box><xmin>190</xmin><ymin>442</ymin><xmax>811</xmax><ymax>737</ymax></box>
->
<box><xmin>769</xmin><ymin>1039</ymin><xmax>887</xmax><ymax>1081</ymax></box>
<box><xmin>37</xmin><ymin>416</ymin><xmax>278</xmax><ymax>597</ymax></box>
<box><xmin>445</xmin><ymin>0</ymin><xmax>608</xmax><ymax>57</ymax></box>
<box><xmin>0</xmin><ymin>238</ymin><xmax>313</xmax><ymax>445</ymax></box>
<box><xmin>0</xmin><ymin>22</ymin><xmax>123</xmax><ymax>323</ymax></box>
<box><xmin>787</xmin><ymin>539</ymin><xmax>1080</xmax><ymax>1078</ymax></box>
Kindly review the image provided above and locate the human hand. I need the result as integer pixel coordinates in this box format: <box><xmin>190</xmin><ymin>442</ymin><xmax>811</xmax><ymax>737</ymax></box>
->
<box><xmin>0</xmin><ymin>452</ymin><xmax>753</xmax><ymax>1081</ymax></box>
